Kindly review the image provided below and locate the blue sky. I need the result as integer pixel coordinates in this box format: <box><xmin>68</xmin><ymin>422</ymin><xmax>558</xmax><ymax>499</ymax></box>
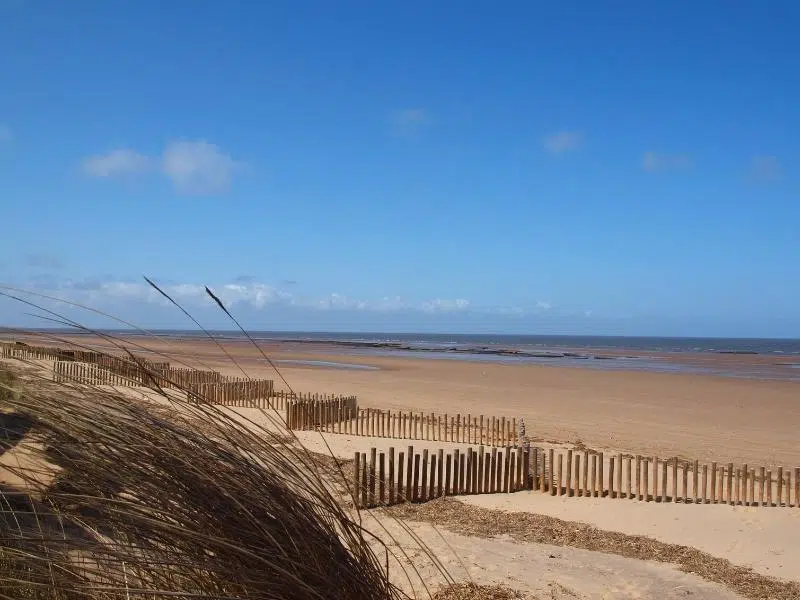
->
<box><xmin>0</xmin><ymin>1</ymin><xmax>798</xmax><ymax>337</ymax></box>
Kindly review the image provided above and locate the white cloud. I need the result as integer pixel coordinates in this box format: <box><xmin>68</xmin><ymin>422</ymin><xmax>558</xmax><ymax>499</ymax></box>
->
<box><xmin>420</xmin><ymin>298</ymin><xmax>470</xmax><ymax>313</ymax></box>
<box><xmin>81</xmin><ymin>140</ymin><xmax>242</xmax><ymax>195</ymax></box>
<box><xmin>535</xmin><ymin>301</ymin><xmax>552</xmax><ymax>310</ymax></box>
<box><xmin>162</xmin><ymin>140</ymin><xmax>242</xmax><ymax>195</ymax></box>
<box><xmin>26</xmin><ymin>278</ymin><xmax>472</xmax><ymax>314</ymax></box>
<box><xmin>641</xmin><ymin>151</ymin><xmax>692</xmax><ymax>172</ymax></box>
<box><xmin>750</xmin><ymin>155</ymin><xmax>781</xmax><ymax>182</ymax></box>
<box><xmin>543</xmin><ymin>131</ymin><xmax>581</xmax><ymax>154</ymax></box>
<box><xmin>82</xmin><ymin>149</ymin><xmax>152</xmax><ymax>177</ymax></box>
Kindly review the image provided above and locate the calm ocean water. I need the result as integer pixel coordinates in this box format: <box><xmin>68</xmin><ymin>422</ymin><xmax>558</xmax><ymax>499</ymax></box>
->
<box><xmin>159</xmin><ymin>331</ymin><xmax>800</xmax><ymax>355</ymax></box>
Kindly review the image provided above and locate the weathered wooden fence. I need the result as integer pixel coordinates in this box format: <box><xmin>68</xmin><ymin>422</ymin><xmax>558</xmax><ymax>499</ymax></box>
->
<box><xmin>354</xmin><ymin>445</ymin><xmax>800</xmax><ymax>510</ymax></box>
<box><xmin>354</xmin><ymin>445</ymin><xmax>529</xmax><ymax>508</ymax></box>
<box><xmin>286</xmin><ymin>395</ymin><xmax>359</xmax><ymax>429</ymax></box>
<box><xmin>2</xmin><ymin>342</ymin><xmax>74</xmax><ymax>361</ymax></box>
<box><xmin>325</xmin><ymin>408</ymin><xmax>517</xmax><ymax>447</ymax></box>
<box><xmin>187</xmin><ymin>379</ymin><xmax>275</xmax><ymax>407</ymax></box>
<box><xmin>53</xmin><ymin>361</ymin><xmax>135</xmax><ymax>386</ymax></box>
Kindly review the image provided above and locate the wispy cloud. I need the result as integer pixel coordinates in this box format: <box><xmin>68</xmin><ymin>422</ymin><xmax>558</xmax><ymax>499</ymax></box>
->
<box><xmin>641</xmin><ymin>151</ymin><xmax>692</xmax><ymax>172</ymax></box>
<box><xmin>543</xmin><ymin>131</ymin><xmax>582</xmax><ymax>155</ymax></box>
<box><xmin>81</xmin><ymin>140</ymin><xmax>242</xmax><ymax>195</ymax></box>
<box><xmin>535</xmin><ymin>300</ymin><xmax>553</xmax><ymax>311</ymax></box>
<box><xmin>750</xmin><ymin>155</ymin><xmax>782</xmax><ymax>182</ymax></box>
<box><xmin>22</xmin><ymin>277</ymin><xmax>473</xmax><ymax>315</ymax></box>
<box><xmin>82</xmin><ymin>149</ymin><xmax>152</xmax><ymax>178</ymax></box>
<box><xmin>162</xmin><ymin>140</ymin><xmax>242</xmax><ymax>195</ymax></box>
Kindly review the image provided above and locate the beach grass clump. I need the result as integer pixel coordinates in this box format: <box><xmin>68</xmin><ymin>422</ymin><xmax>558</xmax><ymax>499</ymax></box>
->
<box><xmin>0</xmin><ymin>362</ymin><xmax>403</xmax><ymax>600</ymax></box>
<box><xmin>431</xmin><ymin>583</ymin><xmax>527</xmax><ymax>599</ymax></box>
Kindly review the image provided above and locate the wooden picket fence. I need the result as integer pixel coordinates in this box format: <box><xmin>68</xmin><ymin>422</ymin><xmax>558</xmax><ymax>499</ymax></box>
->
<box><xmin>354</xmin><ymin>445</ymin><xmax>800</xmax><ymax>510</ymax></box>
<box><xmin>327</xmin><ymin>408</ymin><xmax>517</xmax><ymax>447</ymax></box>
<box><xmin>186</xmin><ymin>379</ymin><xmax>275</xmax><ymax>407</ymax></box>
<box><xmin>1</xmin><ymin>342</ymin><xmax>75</xmax><ymax>361</ymax></box>
<box><xmin>53</xmin><ymin>360</ymin><xmax>137</xmax><ymax>386</ymax></box>
<box><xmin>286</xmin><ymin>395</ymin><xmax>359</xmax><ymax>429</ymax></box>
<box><xmin>354</xmin><ymin>445</ymin><xmax>530</xmax><ymax>508</ymax></box>
<box><xmin>160</xmin><ymin>367</ymin><xmax>222</xmax><ymax>387</ymax></box>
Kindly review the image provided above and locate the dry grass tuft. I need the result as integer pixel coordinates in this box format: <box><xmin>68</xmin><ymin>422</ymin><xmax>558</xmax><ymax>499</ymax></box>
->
<box><xmin>0</xmin><ymin>362</ymin><xmax>404</xmax><ymax>599</ymax></box>
<box><xmin>387</xmin><ymin>498</ymin><xmax>800</xmax><ymax>600</ymax></box>
<box><xmin>431</xmin><ymin>583</ymin><xmax>526</xmax><ymax>599</ymax></box>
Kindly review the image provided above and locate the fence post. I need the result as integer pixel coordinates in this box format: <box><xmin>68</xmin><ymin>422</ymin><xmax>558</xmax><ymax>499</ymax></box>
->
<box><xmin>397</xmin><ymin>452</ymin><xmax>405</xmax><ymax>502</ymax></box>
<box><xmin>566</xmin><ymin>450</ymin><xmax>573</xmax><ymax>497</ymax></box>
<box><xmin>353</xmin><ymin>453</ymin><xmax>362</xmax><ymax>508</ymax></box>
<box><xmin>437</xmin><ymin>449</ymin><xmax>444</xmax><ymax>497</ymax></box>
<box><xmin>429</xmin><ymin>452</ymin><xmax>436</xmax><ymax>499</ymax></box>
<box><xmin>445</xmin><ymin>453</ymin><xmax>452</xmax><ymax>496</ymax></box>
<box><xmin>388</xmin><ymin>448</ymin><xmax>395</xmax><ymax>504</ymax></box>
<box><xmin>361</xmin><ymin>454</ymin><xmax>368</xmax><ymax>509</ymax></box>
<box><xmin>406</xmin><ymin>446</ymin><xmax>414</xmax><ymax>502</ymax></box>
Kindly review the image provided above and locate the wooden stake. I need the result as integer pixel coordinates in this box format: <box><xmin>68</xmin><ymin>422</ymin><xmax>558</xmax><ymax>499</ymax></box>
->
<box><xmin>420</xmin><ymin>450</ymin><xmax>428</xmax><ymax>502</ymax></box>
<box><xmin>445</xmin><ymin>453</ymin><xmax>452</xmax><ymax>496</ymax></box>
<box><xmin>766</xmin><ymin>470</ymin><xmax>773</xmax><ymax>507</ymax></box>
<box><xmin>361</xmin><ymin>453</ymin><xmax>368</xmax><ymax>509</ymax></box>
<box><xmin>616</xmin><ymin>453</ymin><xmax>623</xmax><ymax>500</ymax></box>
<box><xmin>727</xmin><ymin>463</ymin><xmax>734</xmax><ymax>506</ymax></box>
<box><xmin>549</xmin><ymin>449</ymin><xmax>556</xmax><ymax>496</ymax></box>
<box><xmin>566</xmin><ymin>450</ymin><xmax>573</xmax><ymax>497</ymax></box>
<box><xmin>406</xmin><ymin>446</ymin><xmax>414</xmax><ymax>502</ymax></box>
<box><xmin>429</xmin><ymin>453</ymin><xmax>436</xmax><ymax>499</ymax></box>
<box><xmin>574</xmin><ymin>454</ymin><xmax>581</xmax><ymax>496</ymax></box>
<box><xmin>454</xmin><ymin>450</ymin><xmax>461</xmax><ymax>495</ymax></box>
<box><xmin>353</xmin><ymin>452</ymin><xmax>361</xmax><ymax>509</ymax></box>
<box><xmin>388</xmin><ymin>448</ymin><xmax>396</xmax><ymax>504</ymax></box>
<box><xmin>437</xmin><ymin>449</ymin><xmax>444</xmax><ymax>497</ymax></box>
<box><xmin>369</xmin><ymin>449</ymin><xmax>377</xmax><ymax>507</ymax></box>
<box><xmin>609</xmin><ymin>457</ymin><xmax>615</xmax><ymax>499</ymax></box>
<box><xmin>636</xmin><ymin>455</ymin><xmax>642</xmax><ymax>500</ymax></box>
<box><xmin>702</xmin><ymin>464</ymin><xmax>708</xmax><ymax>504</ymax></box>
<box><xmin>379</xmin><ymin>452</ymin><xmax>385</xmax><ymax>505</ymax></box>
<box><xmin>742</xmin><ymin>465</ymin><xmax>748</xmax><ymax>506</ymax></box>
<box><xmin>465</xmin><ymin>448</ymin><xmax>473</xmax><ymax>494</ymax></box>
<box><xmin>777</xmin><ymin>466</ymin><xmax>784</xmax><ymax>507</ymax></box>
<box><xmin>672</xmin><ymin>458</ymin><xmax>678</xmax><ymax>503</ymax></box>
<box><xmin>412</xmin><ymin>453</ymin><xmax>420</xmax><ymax>502</ymax></box>
<box><xmin>583</xmin><ymin>450</ymin><xmax>589</xmax><ymax>497</ymax></box>
<box><xmin>661</xmin><ymin>459</ymin><xmax>667</xmax><ymax>503</ymax></box>
<box><xmin>478</xmin><ymin>446</ymin><xmax>485</xmax><ymax>493</ymax></box>
<box><xmin>711</xmin><ymin>462</ymin><xmax>718</xmax><ymax>503</ymax></box>
<box><xmin>556</xmin><ymin>453</ymin><xmax>563</xmax><ymax>496</ymax></box>
<box><xmin>626</xmin><ymin>456</ymin><xmax>632</xmax><ymax>499</ymax></box>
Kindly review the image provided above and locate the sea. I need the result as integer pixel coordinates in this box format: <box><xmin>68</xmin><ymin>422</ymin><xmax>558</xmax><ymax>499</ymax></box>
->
<box><xmin>148</xmin><ymin>331</ymin><xmax>800</xmax><ymax>355</ymax></box>
<box><xmin>22</xmin><ymin>329</ymin><xmax>800</xmax><ymax>381</ymax></box>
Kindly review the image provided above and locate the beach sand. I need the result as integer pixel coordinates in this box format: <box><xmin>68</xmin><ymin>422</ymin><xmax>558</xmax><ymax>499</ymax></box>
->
<box><xmin>6</xmin><ymin>337</ymin><xmax>800</xmax><ymax>599</ymax></box>
<box><xmin>52</xmin><ymin>334</ymin><xmax>799</xmax><ymax>468</ymax></box>
<box><xmin>2</xmin><ymin>342</ymin><xmax>799</xmax><ymax>596</ymax></box>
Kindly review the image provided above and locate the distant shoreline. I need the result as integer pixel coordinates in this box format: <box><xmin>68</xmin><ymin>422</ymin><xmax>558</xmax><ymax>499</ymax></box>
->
<box><xmin>4</xmin><ymin>330</ymin><xmax>799</xmax><ymax>382</ymax></box>
<box><xmin>8</xmin><ymin>328</ymin><xmax>800</xmax><ymax>356</ymax></box>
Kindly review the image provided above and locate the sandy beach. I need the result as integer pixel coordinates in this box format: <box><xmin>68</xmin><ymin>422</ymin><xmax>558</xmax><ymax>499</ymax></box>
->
<box><xmin>36</xmin><ymin>333</ymin><xmax>798</xmax><ymax>468</ymax></box>
<box><xmin>2</xmin><ymin>335</ymin><xmax>800</xmax><ymax>598</ymax></box>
